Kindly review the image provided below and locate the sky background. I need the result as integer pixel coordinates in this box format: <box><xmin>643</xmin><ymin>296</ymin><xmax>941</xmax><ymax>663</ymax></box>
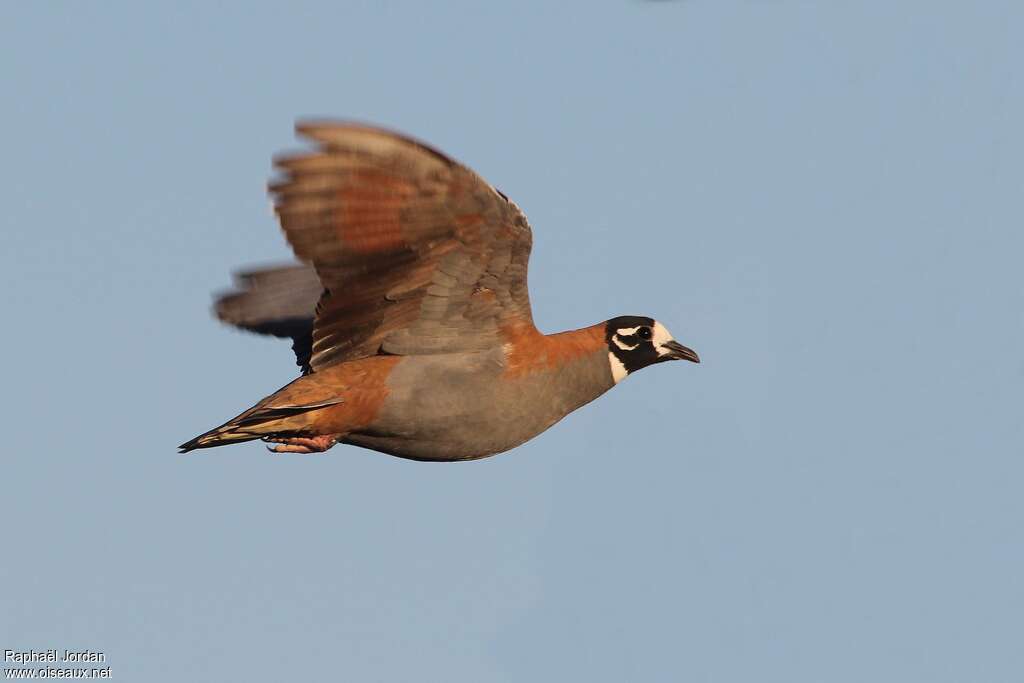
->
<box><xmin>2</xmin><ymin>1</ymin><xmax>1022</xmax><ymax>681</ymax></box>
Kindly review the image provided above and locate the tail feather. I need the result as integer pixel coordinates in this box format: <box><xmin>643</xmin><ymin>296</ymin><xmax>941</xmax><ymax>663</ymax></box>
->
<box><xmin>178</xmin><ymin>397</ymin><xmax>344</xmax><ymax>453</ymax></box>
<box><xmin>178</xmin><ymin>429</ymin><xmax>262</xmax><ymax>453</ymax></box>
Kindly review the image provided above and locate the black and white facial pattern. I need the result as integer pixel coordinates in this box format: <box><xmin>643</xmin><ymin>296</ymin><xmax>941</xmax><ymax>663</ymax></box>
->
<box><xmin>604</xmin><ymin>315</ymin><xmax>679</xmax><ymax>383</ymax></box>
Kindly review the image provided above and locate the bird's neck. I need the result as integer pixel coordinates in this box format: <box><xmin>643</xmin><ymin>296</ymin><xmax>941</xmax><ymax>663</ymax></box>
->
<box><xmin>499</xmin><ymin>322</ymin><xmax>614</xmax><ymax>410</ymax></box>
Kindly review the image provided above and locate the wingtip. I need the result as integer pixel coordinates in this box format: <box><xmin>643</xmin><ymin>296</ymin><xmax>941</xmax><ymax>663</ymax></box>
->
<box><xmin>295</xmin><ymin>117</ymin><xmax>377</xmax><ymax>136</ymax></box>
<box><xmin>291</xmin><ymin>119</ymin><xmax>456</xmax><ymax>167</ymax></box>
<box><xmin>294</xmin><ymin>119</ymin><xmax>376</xmax><ymax>144</ymax></box>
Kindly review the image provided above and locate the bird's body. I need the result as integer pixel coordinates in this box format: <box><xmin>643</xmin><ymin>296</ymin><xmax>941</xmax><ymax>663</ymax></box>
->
<box><xmin>209</xmin><ymin>324</ymin><xmax>611</xmax><ymax>461</ymax></box>
<box><xmin>180</xmin><ymin>123</ymin><xmax>698</xmax><ymax>460</ymax></box>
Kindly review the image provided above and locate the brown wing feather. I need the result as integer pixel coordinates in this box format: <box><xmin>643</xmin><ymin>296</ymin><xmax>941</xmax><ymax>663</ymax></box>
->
<box><xmin>271</xmin><ymin>122</ymin><xmax>535</xmax><ymax>371</ymax></box>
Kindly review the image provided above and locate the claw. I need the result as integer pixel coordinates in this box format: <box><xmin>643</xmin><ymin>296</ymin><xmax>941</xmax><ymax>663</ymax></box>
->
<box><xmin>261</xmin><ymin>434</ymin><xmax>338</xmax><ymax>455</ymax></box>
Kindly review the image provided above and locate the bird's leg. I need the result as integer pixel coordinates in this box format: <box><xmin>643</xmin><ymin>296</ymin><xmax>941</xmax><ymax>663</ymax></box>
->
<box><xmin>262</xmin><ymin>434</ymin><xmax>339</xmax><ymax>454</ymax></box>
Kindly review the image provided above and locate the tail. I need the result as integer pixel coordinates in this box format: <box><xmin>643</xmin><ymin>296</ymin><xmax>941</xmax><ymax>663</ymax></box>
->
<box><xmin>178</xmin><ymin>397</ymin><xmax>344</xmax><ymax>453</ymax></box>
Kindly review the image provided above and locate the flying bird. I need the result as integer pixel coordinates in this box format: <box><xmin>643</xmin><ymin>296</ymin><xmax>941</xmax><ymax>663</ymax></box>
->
<box><xmin>179</xmin><ymin>123</ymin><xmax>699</xmax><ymax>461</ymax></box>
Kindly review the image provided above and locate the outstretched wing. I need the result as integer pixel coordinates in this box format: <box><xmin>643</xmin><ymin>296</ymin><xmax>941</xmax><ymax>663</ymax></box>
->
<box><xmin>214</xmin><ymin>263</ymin><xmax>321</xmax><ymax>373</ymax></box>
<box><xmin>271</xmin><ymin>122</ymin><xmax>536</xmax><ymax>371</ymax></box>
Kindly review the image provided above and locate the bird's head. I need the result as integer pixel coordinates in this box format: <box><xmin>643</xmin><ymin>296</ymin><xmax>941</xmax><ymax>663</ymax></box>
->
<box><xmin>604</xmin><ymin>316</ymin><xmax>699</xmax><ymax>383</ymax></box>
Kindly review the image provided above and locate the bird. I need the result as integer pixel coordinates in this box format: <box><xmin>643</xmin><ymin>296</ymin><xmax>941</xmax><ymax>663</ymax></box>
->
<box><xmin>179</xmin><ymin>122</ymin><xmax>699</xmax><ymax>461</ymax></box>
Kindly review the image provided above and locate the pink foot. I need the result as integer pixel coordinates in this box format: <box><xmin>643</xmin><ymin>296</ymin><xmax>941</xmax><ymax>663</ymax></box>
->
<box><xmin>262</xmin><ymin>435</ymin><xmax>338</xmax><ymax>454</ymax></box>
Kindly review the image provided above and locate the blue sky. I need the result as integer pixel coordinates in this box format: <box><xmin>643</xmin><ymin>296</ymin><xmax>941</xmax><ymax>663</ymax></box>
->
<box><xmin>2</xmin><ymin>2</ymin><xmax>1022</xmax><ymax>681</ymax></box>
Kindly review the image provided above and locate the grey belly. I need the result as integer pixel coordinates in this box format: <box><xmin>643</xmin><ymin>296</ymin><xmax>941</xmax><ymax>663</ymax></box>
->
<box><xmin>341</xmin><ymin>349</ymin><xmax>609</xmax><ymax>461</ymax></box>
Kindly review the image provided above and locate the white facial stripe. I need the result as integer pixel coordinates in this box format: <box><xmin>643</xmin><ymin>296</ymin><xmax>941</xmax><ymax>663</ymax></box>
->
<box><xmin>613</xmin><ymin>336</ymin><xmax>638</xmax><ymax>351</ymax></box>
<box><xmin>608</xmin><ymin>352</ymin><xmax>628</xmax><ymax>383</ymax></box>
<box><xmin>616</xmin><ymin>326</ymin><xmax>640</xmax><ymax>336</ymax></box>
<box><xmin>652</xmin><ymin>321</ymin><xmax>676</xmax><ymax>356</ymax></box>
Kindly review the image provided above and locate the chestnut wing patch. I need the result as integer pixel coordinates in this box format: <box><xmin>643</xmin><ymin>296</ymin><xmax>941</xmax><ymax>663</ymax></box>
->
<box><xmin>272</xmin><ymin>123</ymin><xmax>536</xmax><ymax>371</ymax></box>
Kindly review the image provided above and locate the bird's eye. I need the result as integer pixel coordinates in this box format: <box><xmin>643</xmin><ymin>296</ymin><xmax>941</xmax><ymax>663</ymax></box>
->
<box><xmin>637</xmin><ymin>327</ymin><xmax>652</xmax><ymax>340</ymax></box>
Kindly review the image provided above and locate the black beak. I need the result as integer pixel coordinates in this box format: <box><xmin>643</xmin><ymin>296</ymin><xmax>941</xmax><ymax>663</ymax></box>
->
<box><xmin>661</xmin><ymin>340</ymin><xmax>700</xmax><ymax>363</ymax></box>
